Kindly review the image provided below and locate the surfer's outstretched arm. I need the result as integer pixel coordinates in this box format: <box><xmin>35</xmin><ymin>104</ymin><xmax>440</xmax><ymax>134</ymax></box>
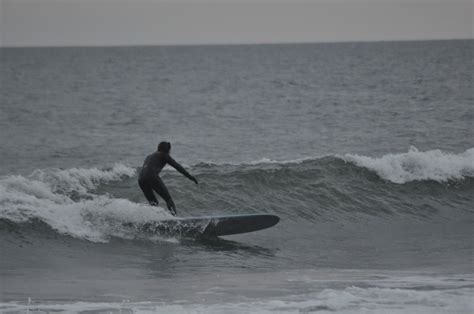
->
<box><xmin>166</xmin><ymin>156</ymin><xmax>198</xmax><ymax>184</ymax></box>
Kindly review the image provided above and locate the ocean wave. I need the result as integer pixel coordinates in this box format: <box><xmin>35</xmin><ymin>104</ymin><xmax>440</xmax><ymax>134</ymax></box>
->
<box><xmin>193</xmin><ymin>156</ymin><xmax>320</xmax><ymax>168</ymax></box>
<box><xmin>1</xmin><ymin>149</ymin><xmax>472</xmax><ymax>242</ymax></box>
<box><xmin>30</xmin><ymin>163</ymin><xmax>137</xmax><ymax>195</ymax></box>
<box><xmin>0</xmin><ymin>164</ymin><xmax>174</xmax><ymax>242</ymax></box>
<box><xmin>2</xmin><ymin>284</ymin><xmax>471</xmax><ymax>314</ymax></box>
<box><xmin>194</xmin><ymin>148</ymin><xmax>474</xmax><ymax>185</ymax></box>
<box><xmin>343</xmin><ymin>147</ymin><xmax>474</xmax><ymax>184</ymax></box>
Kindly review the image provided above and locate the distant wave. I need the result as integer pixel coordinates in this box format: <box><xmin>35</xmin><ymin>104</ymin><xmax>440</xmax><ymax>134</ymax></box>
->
<box><xmin>342</xmin><ymin>147</ymin><xmax>474</xmax><ymax>184</ymax></box>
<box><xmin>196</xmin><ymin>147</ymin><xmax>474</xmax><ymax>184</ymax></box>
<box><xmin>192</xmin><ymin>156</ymin><xmax>316</xmax><ymax>168</ymax></box>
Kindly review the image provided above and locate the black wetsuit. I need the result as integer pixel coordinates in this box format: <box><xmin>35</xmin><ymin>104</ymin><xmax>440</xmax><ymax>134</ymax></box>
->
<box><xmin>138</xmin><ymin>151</ymin><xmax>193</xmax><ymax>214</ymax></box>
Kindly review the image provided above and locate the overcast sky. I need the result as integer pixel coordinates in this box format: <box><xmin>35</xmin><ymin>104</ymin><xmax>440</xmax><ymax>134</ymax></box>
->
<box><xmin>0</xmin><ymin>0</ymin><xmax>472</xmax><ymax>47</ymax></box>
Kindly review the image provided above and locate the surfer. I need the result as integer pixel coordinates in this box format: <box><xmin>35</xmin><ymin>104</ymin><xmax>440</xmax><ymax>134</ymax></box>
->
<box><xmin>139</xmin><ymin>141</ymin><xmax>198</xmax><ymax>216</ymax></box>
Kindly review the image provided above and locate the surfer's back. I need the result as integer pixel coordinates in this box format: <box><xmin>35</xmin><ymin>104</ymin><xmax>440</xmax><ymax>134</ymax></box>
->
<box><xmin>139</xmin><ymin>151</ymin><xmax>168</xmax><ymax>179</ymax></box>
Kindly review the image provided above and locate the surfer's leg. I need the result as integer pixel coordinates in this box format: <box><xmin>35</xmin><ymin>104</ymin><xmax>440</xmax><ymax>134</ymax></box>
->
<box><xmin>152</xmin><ymin>177</ymin><xmax>177</xmax><ymax>216</ymax></box>
<box><xmin>138</xmin><ymin>179</ymin><xmax>159</xmax><ymax>206</ymax></box>
<box><xmin>166</xmin><ymin>199</ymin><xmax>177</xmax><ymax>216</ymax></box>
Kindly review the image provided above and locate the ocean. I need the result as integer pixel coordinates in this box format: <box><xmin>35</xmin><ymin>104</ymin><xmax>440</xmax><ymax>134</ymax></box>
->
<box><xmin>0</xmin><ymin>40</ymin><xmax>473</xmax><ymax>313</ymax></box>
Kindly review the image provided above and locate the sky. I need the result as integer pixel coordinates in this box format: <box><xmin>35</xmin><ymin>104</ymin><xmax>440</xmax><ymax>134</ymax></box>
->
<box><xmin>0</xmin><ymin>0</ymin><xmax>472</xmax><ymax>47</ymax></box>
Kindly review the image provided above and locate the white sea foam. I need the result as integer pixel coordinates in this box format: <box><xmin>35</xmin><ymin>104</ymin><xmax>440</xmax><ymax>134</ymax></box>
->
<box><xmin>0</xmin><ymin>164</ymin><xmax>174</xmax><ymax>242</ymax></box>
<box><xmin>30</xmin><ymin>163</ymin><xmax>137</xmax><ymax>195</ymax></box>
<box><xmin>343</xmin><ymin>147</ymin><xmax>474</xmax><ymax>184</ymax></box>
<box><xmin>1</xmin><ymin>284</ymin><xmax>472</xmax><ymax>314</ymax></box>
<box><xmin>2</xmin><ymin>269</ymin><xmax>472</xmax><ymax>313</ymax></box>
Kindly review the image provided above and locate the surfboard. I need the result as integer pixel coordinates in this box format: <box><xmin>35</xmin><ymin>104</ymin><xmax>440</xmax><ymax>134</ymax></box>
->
<box><xmin>124</xmin><ymin>214</ymin><xmax>279</xmax><ymax>237</ymax></box>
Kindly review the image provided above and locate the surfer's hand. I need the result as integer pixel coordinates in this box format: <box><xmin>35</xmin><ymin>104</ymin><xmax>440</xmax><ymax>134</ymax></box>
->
<box><xmin>190</xmin><ymin>176</ymin><xmax>198</xmax><ymax>184</ymax></box>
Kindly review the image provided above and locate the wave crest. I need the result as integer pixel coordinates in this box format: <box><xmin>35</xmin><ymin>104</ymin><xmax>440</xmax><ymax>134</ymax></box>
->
<box><xmin>0</xmin><ymin>164</ymin><xmax>173</xmax><ymax>242</ymax></box>
<box><xmin>343</xmin><ymin>147</ymin><xmax>474</xmax><ymax>184</ymax></box>
<box><xmin>30</xmin><ymin>163</ymin><xmax>136</xmax><ymax>195</ymax></box>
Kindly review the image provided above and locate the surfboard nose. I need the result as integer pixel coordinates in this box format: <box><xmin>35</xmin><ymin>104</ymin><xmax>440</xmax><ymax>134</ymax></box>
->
<box><xmin>262</xmin><ymin>214</ymin><xmax>280</xmax><ymax>228</ymax></box>
<box><xmin>211</xmin><ymin>214</ymin><xmax>280</xmax><ymax>236</ymax></box>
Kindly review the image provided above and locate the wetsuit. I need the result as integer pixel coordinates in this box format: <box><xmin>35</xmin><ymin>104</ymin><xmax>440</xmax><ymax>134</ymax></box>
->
<box><xmin>138</xmin><ymin>151</ymin><xmax>193</xmax><ymax>215</ymax></box>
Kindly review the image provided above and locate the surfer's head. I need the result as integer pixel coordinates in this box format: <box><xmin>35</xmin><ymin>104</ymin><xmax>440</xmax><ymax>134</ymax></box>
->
<box><xmin>158</xmin><ymin>141</ymin><xmax>171</xmax><ymax>153</ymax></box>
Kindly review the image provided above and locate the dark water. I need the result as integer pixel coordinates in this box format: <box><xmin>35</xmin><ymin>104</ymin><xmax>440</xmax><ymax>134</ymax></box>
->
<box><xmin>0</xmin><ymin>40</ymin><xmax>473</xmax><ymax>313</ymax></box>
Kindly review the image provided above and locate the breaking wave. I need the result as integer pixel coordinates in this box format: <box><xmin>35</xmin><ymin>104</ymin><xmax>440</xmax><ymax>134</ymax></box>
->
<box><xmin>343</xmin><ymin>147</ymin><xmax>474</xmax><ymax>184</ymax></box>
<box><xmin>0</xmin><ymin>147</ymin><xmax>472</xmax><ymax>242</ymax></box>
<box><xmin>2</xmin><ymin>278</ymin><xmax>472</xmax><ymax>314</ymax></box>
<box><xmin>198</xmin><ymin>147</ymin><xmax>474</xmax><ymax>184</ymax></box>
<box><xmin>0</xmin><ymin>164</ymin><xmax>174</xmax><ymax>242</ymax></box>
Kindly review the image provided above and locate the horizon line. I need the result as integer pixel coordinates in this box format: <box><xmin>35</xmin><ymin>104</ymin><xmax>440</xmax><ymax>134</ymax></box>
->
<box><xmin>1</xmin><ymin>37</ymin><xmax>472</xmax><ymax>49</ymax></box>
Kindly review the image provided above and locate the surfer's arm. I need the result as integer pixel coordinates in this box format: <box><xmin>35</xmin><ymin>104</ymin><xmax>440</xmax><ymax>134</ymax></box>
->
<box><xmin>166</xmin><ymin>156</ymin><xmax>198</xmax><ymax>184</ymax></box>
